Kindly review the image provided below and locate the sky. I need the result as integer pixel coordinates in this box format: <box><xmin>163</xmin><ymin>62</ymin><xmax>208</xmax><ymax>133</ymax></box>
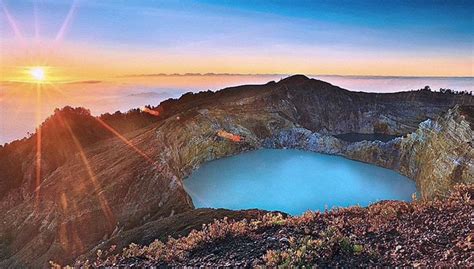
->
<box><xmin>1</xmin><ymin>0</ymin><xmax>473</xmax><ymax>144</ymax></box>
<box><xmin>1</xmin><ymin>0</ymin><xmax>473</xmax><ymax>81</ymax></box>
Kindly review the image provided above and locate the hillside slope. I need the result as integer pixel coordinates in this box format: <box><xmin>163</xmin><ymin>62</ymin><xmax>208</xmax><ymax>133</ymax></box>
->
<box><xmin>0</xmin><ymin>75</ymin><xmax>472</xmax><ymax>267</ymax></box>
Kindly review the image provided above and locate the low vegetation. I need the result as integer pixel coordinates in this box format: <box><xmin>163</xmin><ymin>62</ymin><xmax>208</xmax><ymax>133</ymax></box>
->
<box><xmin>67</xmin><ymin>184</ymin><xmax>473</xmax><ymax>267</ymax></box>
<box><xmin>415</xmin><ymin>85</ymin><xmax>473</xmax><ymax>96</ymax></box>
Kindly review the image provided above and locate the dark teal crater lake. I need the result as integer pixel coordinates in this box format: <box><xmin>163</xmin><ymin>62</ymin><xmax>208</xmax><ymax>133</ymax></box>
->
<box><xmin>185</xmin><ymin>149</ymin><xmax>416</xmax><ymax>215</ymax></box>
<box><xmin>334</xmin><ymin>133</ymin><xmax>400</xmax><ymax>143</ymax></box>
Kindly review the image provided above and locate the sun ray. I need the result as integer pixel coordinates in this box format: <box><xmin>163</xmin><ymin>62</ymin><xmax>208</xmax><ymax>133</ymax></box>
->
<box><xmin>93</xmin><ymin>117</ymin><xmax>214</xmax><ymax>208</ymax></box>
<box><xmin>54</xmin><ymin>0</ymin><xmax>78</xmax><ymax>43</ymax></box>
<box><xmin>95</xmin><ymin>118</ymin><xmax>155</xmax><ymax>165</ymax></box>
<box><xmin>67</xmin><ymin>193</ymin><xmax>85</xmax><ymax>253</ymax></box>
<box><xmin>59</xmin><ymin>115</ymin><xmax>116</xmax><ymax>230</ymax></box>
<box><xmin>1</xmin><ymin>0</ymin><xmax>25</xmax><ymax>46</ymax></box>
<box><xmin>44</xmin><ymin>80</ymin><xmax>69</xmax><ymax>99</ymax></box>
<box><xmin>34</xmin><ymin>83</ymin><xmax>42</xmax><ymax>210</ymax></box>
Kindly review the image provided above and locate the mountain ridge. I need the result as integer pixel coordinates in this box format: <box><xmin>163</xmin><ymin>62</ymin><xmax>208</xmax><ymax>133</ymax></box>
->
<box><xmin>0</xmin><ymin>75</ymin><xmax>472</xmax><ymax>267</ymax></box>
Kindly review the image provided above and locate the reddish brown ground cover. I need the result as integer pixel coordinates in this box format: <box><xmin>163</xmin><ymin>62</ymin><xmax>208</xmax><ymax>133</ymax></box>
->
<box><xmin>67</xmin><ymin>184</ymin><xmax>472</xmax><ymax>267</ymax></box>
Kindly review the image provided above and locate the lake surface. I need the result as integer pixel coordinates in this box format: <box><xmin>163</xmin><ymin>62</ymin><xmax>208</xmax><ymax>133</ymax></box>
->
<box><xmin>185</xmin><ymin>149</ymin><xmax>416</xmax><ymax>215</ymax></box>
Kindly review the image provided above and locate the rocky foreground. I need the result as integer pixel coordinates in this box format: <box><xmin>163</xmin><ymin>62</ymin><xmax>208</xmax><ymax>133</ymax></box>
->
<box><xmin>70</xmin><ymin>184</ymin><xmax>473</xmax><ymax>267</ymax></box>
<box><xmin>0</xmin><ymin>75</ymin><xmax>473</xmax><ymax>267</ymax></box>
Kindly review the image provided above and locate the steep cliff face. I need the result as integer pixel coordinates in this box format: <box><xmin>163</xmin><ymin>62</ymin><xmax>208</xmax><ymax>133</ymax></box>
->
<box><xmin>0</xmin><ymin>75</ymin><xmax>472</xmax><ymax>267</ymax></box>
<box><xmin>398</xmin><ymin>106</ymin><xmax>473</xmax><ymax>198</ymax></box>
<box><xmin>262</xmin><ymin>106</ymin><xmax>473</xmax><ymax>199</ymax></box>
<box><xmin>338</xmin><ymin>106</ymin><xmax>473</xmax><ymax>199</ymax></box>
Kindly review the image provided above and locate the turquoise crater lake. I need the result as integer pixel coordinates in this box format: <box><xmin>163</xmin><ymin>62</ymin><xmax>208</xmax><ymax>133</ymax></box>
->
<box><xmin>185</xmin><ymin>149</ymin><xmax>417</xmax><ymax>215</ymax></box>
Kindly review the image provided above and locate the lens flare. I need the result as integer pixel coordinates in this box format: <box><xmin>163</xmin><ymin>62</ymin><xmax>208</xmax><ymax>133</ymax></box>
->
<box><xmin>217</xmin><ymin>130</ymin><xmax>242</xmax><ymax>142</ymax></box>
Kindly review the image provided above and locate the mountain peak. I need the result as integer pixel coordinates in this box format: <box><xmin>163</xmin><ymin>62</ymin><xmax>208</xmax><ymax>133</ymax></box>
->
<box><xmin>279</xmin><ymin>74</ymin><xmax>310</xmax><ymax>84</ymax></box>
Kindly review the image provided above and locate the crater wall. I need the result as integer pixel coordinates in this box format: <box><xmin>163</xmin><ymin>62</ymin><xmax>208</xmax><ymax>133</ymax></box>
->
<box><xmin>0</xmin><ymin>76</ymin><xmax>472</xmax><ymax>267</ymax></box>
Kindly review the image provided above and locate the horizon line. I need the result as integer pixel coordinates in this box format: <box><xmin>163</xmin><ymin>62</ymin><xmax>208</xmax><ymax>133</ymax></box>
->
<box><xmin>116</xmin><ymin>73</ymin><xmax>474</xmax><ymax>79</ymax></box>
<box><xmin>1</xmin><ymin>73</ymin><xmax>473</xmax><ymax>86</ymax></box>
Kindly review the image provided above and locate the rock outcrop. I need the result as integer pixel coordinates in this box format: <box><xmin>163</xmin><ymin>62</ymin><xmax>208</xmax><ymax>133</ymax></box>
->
<box><xmin>397</xmin><ymin>106</ymin><xmax>473</xmax><ymax>198</ymax></box>
<box><xmin>0</xmin><ymin>75</ymin><xmax>472</xmax><ymax>267</ymax></box>
<box><xmin>265</xmin><ymin>105</ymin><xmax>473</xmax><ymax>199</ymax></box>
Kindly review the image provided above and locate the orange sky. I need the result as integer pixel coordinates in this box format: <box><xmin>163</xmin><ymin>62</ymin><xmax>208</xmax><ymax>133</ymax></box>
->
<box><xmin>2</xmin><ymin>39</ymin><xmax>473</xmax><ymax>84</ymax></box>
<box><xmin>1</xmin><ymin>0</ymin><xmax>473</xmax><ymax>86</ymax></box>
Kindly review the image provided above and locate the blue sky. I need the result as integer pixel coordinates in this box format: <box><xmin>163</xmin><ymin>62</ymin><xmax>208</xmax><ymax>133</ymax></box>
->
<box><xmin>1</xmin><ymin>0</ymin><xmax>473</xmax><ymax>76</ymax></box>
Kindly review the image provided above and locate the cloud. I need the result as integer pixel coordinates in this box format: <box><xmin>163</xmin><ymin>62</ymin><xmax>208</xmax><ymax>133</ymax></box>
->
<box><xmin>63</xmin><ymin>80</ymin><xmax>102</xmax><ymax>84</ymax></box>
<box><xmin>117</xmin><ymin>73</ymin><xmax>288</xmax><ymax>78</ymax></box>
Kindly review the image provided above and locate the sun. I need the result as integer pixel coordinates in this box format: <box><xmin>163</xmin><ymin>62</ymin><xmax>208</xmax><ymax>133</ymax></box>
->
<box><xmin>29</xmin><ymin>67</ymin><xmax>46</xmax><ymax>82</ymax></box>
<box><xmin>16</xmin><ymin>66</ymin><xmax>62</xmax><ymax>84</ymax></box>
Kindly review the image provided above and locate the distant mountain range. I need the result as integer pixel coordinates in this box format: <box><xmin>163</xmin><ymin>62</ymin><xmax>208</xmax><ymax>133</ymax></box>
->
<box><xmin>126</xmin><ymin>91</ymin><xmax>180</xmax><ymax>98</ymax></box>
<box><xmin>118</xmin><ymin>72</ymin><xmax>474</xmax><ymax>79</ymax></box>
